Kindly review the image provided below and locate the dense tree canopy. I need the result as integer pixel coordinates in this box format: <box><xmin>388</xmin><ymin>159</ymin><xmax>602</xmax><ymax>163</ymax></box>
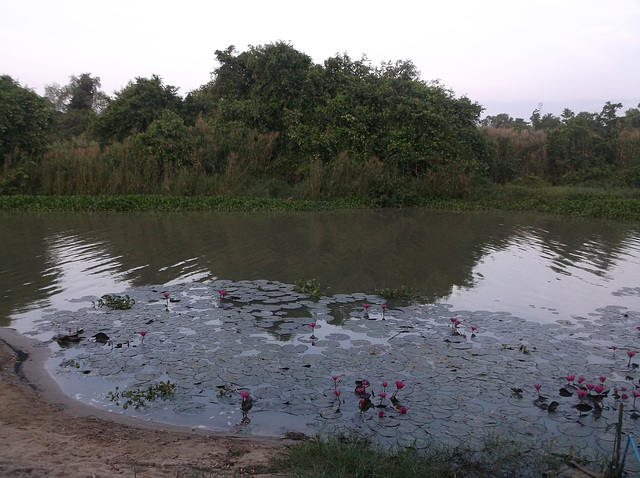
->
<box><xmin>93</xmin><ymin>75</ymin><xmax>183</xmax><ymax>144</ymax></box>
<box><xmin>0</xmin><ymin>75</ymin><xmax>51</xmax><ymax>162</ymax></box>
<box><xmin>2</xmin><ymin>42</ymin><xmax>639</xmax><ymax>197</ymax></box>
<box><xmin>44</xmin><ymin>73</ymin><xmax>107</xmax><ymax>140</ymax></box>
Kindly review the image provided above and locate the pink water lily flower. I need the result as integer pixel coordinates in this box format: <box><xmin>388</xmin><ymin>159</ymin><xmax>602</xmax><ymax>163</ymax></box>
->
<box><xmin>334</xmin><ymin>389</ymin><xmax>341</xmax><ymax>397</ymax></box>
<box><xmin>395</xmin><ymin>380</ymin><xmax>405</xmax><ymax>390</ymax></box>
<box><xmin>139</xmin><ymin>331</ymin><xmax>147</xmax><ymax>344</ymax></box>
<box><xmin>565</xmin><ymin>375</ymin><xmax>576</xmax><ymax>384</ymax></box>
<box><xmin>379</xmin><ymin>391</ymin><xmax>388</xmax><ymax>398</ymax></box>
<box><xmin>400</xmin><ymin>407</ymin><xmax>408</xmax><ymax>414</ymax></box>
<box><xmin>577</xmin><ymin>389</ymin><xmax>588</xmax><ymax>402</ymax></box>
<box><xmin>593</xmin><ymin>385</ymin><xmax>605</xmax><ymax>395</ymax></box>
<box><xmin>598</xmin><ymin>376</ymin><xmax>606</xmax><ymax>384</ymax></box>
<box><xmin>382</xmin><ymin>381</ymin><xmax>388</xmax><ymax>388</ymax></box>
<box><xmin>240</xmin><ymin>391</ymin><xmax>251</xmax><ymax>402</ymax></box>
<box><xmin>576</xmin><ymin>376</ymin><xmax>585</xmax><ymax>384</ymax></box>
<box><xmin>378</xmin><ymin>410</ymin><xmax>385</xmax><ymax>418</ymax></box>
<box><xmin>628</xmin><ymin>350</ymin><xmax>637</xmax><ymax>366</ymax></box>
<box><xmin>309</xmin><ymin>322</ymin><xmax>316</xmax><ymax>328</ymax></box>
<box><xmin>163</xmin><ymin>293</ymin><xmax>170</xmax><ymax>298</ymax></box>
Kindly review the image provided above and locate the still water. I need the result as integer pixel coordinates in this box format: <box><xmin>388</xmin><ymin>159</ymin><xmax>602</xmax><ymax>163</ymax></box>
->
<box><xmin>2</xmin><ymin>208</ymin><xmax>639</xmax><ymax>329</ymax></box>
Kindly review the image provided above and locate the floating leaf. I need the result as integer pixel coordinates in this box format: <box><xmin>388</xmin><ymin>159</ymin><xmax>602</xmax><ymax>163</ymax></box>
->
<box><xmin>559</xmin><ymin>388</ymin><xmax>573</xmax><ymax>397</ymax></box>
<box><xmin>547</xmin><ymin>401</ymin><xmax>559</xmax><ymax>412</ymax></box>
<box><xmin>575</xmin><ymin>403</ymin><xmax>593</xmax><ymax>413</ymax></box>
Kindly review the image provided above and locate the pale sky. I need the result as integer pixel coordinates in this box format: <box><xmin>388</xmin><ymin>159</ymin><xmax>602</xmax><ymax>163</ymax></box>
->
<box><xmin>2</xmin><ymin>0</ymin><xmax>639</xmax><ymax>119</ymax></box>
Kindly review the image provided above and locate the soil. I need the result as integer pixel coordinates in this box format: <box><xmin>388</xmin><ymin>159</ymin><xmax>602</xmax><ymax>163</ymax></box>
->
<box><xmin>0</xmin><ymin>328</ymin><xmax>290</xmax><ymax>477</ymax></box>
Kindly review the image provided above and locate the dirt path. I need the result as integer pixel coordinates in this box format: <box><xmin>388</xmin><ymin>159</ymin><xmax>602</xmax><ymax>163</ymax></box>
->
<box><xmin>0</xmin><ymin>328</ymin><xmax>289</xmax><ymax>477</ymax></box>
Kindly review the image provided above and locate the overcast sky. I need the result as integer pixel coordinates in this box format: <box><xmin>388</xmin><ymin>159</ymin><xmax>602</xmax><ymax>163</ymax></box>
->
<box><xmin>2</xmin><ymin>0</ymin><xmax>639</xmax><ymax>119</ymax></box>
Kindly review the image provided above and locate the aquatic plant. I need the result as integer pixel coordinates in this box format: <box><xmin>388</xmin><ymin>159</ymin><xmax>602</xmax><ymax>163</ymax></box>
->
<box><xmin>294</xmin><ymin>278</ymin><xmax>321</xmax><ymax>297</ymax></box>
<box><xmin>309</xmin><ymin>322</ymin><xmax>317</xmax><ymax>339</ymax></box>
<box><xmin>375</xmin><ymin>285</ymin><xmax>413</xmax><ymax>299</ymax></box>
<box><xmin>576</xmin><ymin>389</ymin><xmax>588</xmax><ymax>403</ymax></box>
<box><xmin>95</xmin><ymin>294</ymin><xmax>135</xmax><ymax>310</ymax></box>
<box><xmin>139</xmin><ymin>331</ymin><xmax>147</xmax><ymax>345</ymax></box>
<box><xmin>628</xmin><ymin>350</ymin><xmax>636</xmax><ymax>366</ymax></box>
<box><xmin>218</xmin><ymin>289</ymin><xmax>227</xmax><ymax>299</ymax></box>
<box><xmin>107</xmin><ymin>380</ymin><xmax>176</xmax><ymax>410</ymax></box>
<box><xmin>534</xmin><ymin>384</ymin><xmax>542</xmax><ymax>398</ymax></box>
<box><xmin>392</xmin><ymin>380</ymin><xmax>405</xmax><ymax>399</ymax></box>
<box><xmin>378</xmin><ymin>391</ymin><xmax>388</xmax><ymax>406</ymax></box>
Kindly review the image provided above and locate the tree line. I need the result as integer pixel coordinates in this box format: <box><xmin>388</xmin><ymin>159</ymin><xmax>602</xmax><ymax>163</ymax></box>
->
<box><xmin>1</xmin><ymin>41</ymin><xmax>639</xmax><ymax>198</ymax></box>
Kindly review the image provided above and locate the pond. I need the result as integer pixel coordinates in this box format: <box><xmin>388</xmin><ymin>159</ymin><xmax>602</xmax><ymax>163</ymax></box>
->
<box><xmin>2</xmin><ymin>209</ymin><xmax>640</xmax><ymax>466</ymax></box>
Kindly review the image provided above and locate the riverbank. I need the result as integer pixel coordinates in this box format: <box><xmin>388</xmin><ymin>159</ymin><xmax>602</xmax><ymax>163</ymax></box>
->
<box><xmin>0</xmin><ymin>327</ymin><xmax>286</xmax><ymax>477</ymax></box>
<box><xmin>1</xmin><ymin>186</ymin><xmax>639</xmax><ymax>219</ymax></box>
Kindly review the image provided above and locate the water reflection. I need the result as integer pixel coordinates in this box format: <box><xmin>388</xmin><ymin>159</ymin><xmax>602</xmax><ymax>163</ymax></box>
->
<box><xmin>1</xmin><ymin>209</ymin><xmax>638</xmax><ymax>328</ymax></box>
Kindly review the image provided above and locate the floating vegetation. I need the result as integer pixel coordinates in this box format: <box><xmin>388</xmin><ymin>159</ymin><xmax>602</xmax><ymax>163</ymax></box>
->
<box><xmin>375</xmin><ymin>285</ymin><xmax>413</xmax><ymax>299</ymax></box>
<box><xmin>34</xmin><ymin>280</ymin><xmax>640</xmax><ymax>473</ymax></box>
<box><xmin>107</xmin><ymin>381</ymin><xmax>176</xmax><ymax>410</ymax></box>
<box><xmin>294</xmin><ymin>278</ymin><xmax>321</xmax><ymax>297</ymax></box>
<box><xmin>94</xmin><ymin>294</ymin><xmax>135</xmax><ymax>310</ymax></box>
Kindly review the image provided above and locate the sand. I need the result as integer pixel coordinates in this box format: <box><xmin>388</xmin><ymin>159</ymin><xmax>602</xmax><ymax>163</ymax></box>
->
<box><xmin>0</xmin><ymin>328</ymin><xmax>289</xmax><ymax>477</ymax></box>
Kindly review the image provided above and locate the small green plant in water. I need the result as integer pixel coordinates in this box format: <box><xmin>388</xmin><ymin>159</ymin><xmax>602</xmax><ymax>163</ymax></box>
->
<box><xmin>294</xmin><ymin>279</ymin><xmax>321</xmax><ymax>297</ymax></box>
<box><xmin>60</xmin><ymin>359</ymin><xmax>80</xmax><ymax>369</ymax></box>
<box><xmin>107</xmin><ymin>381</ymin><xmax>176</xmax><ymax>409</ymax></box>
<box><xmin>94</xmin><ymin>294</ymin><xmax>136</xmax><ymax>310</ymax></box>
<box><xmin>375</xmin><ymin>285</ymin><xmax>413</xmax><ymax>299</ymax></box>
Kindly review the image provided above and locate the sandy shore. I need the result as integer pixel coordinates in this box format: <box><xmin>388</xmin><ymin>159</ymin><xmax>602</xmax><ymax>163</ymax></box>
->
<box><xmin>0</xmin><ymin>328</ymin><xmax>288</xmax><ymax>477</ymax></box>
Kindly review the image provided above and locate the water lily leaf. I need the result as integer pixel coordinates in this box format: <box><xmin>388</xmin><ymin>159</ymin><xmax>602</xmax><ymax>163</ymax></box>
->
<box><xmin>547</xmin><ymin>401</ymin><xmax>559</xmax><ymax>412</ymax></box>
<box><xmin>559</xmin><ymin>388</ymin><xmax>573</xmax><ymax>397</ymax></box>
<box><xmin>575</xmin><ymin>403</ymin><xmax>592</xmax><ymax>412</ymax></box>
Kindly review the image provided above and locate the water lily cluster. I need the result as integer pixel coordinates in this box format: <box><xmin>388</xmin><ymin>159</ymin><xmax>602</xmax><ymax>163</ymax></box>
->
<box><xmin>332</xmin><ymin>375</ymin><xmax>408</xmax><ymax>417</ymax></box>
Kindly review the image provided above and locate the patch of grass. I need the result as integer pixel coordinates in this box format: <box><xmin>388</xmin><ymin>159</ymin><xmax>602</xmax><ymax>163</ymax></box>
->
<box><xmin>274</xmin><ymin>433</ymin><xmax>573</xmax><ymax>478</ymax></box>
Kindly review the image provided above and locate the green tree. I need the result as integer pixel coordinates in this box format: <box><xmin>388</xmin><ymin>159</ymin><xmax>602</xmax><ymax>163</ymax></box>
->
<box><xmin>45</xmin><ymin>73</ymin><xmax>107</xmax><ymax>140</ymax></box>
<box><xmin>0</xmin><ymin>75</ymin><xmax>51</xmax><ymax>163</ymax></box>
<box><xmin>93</xmin><ymin>75</ymin><xmax>183</xmax><ymax>144</ymax></box>
<box><xmin>133</xmin><ymin>109</ymin><xmax>189</xmax><ymax>165</ymax></box>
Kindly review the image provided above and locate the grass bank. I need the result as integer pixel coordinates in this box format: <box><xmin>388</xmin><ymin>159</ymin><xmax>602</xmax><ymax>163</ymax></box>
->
<box><xmin>1</xmin><ymin>186</ymin><xmax>639</xmax><ymax>220</ymax></box>
<box><xmin>269</xmin><ymin>433</ymin><xmax>598</xmax><ymax>478</ymax></box>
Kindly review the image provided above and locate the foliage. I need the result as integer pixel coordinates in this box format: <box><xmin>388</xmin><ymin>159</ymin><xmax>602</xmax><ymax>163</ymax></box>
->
<box><xmin>274</xmin><ymin>433</ymin><xmax>565</xmax><ymax>478</ymax></box>
<box><xmin>0</xmin><ymin>75</ymin><xmax>52</xmax><ymax>163</ymax></box>
<box><xmin>94</xmin><ymin>294</ymin><xmax>136</xmax><ymax>310</ymax></box>
<box><xmin>93</xmin><ymin>75</ymin><xmax>183</xmax><ymax>144</ymax></box>
<box><xmin>107</xmin><ymin>381</ymin><xmax>176</xmax><ymax>410</ymax></box>
<box><xmin>1</xmin><ymin>43</ymin><xmax>639</xmax><ymax>204</ymax></box>
<box><xmin>44</xmin><ymin>73</ymin><xmax>107</xmax><ymax>141</ymax></box>
<box><xmin>0</xmin><ymin>169</ymin><xmax>29</xmax><ymax>194</ymax></box>
<box><xmin>294</xmin><ymin>278</ymin><xmax>321</xmax><ymax>297</ymax></box>
<box><xmin>375</xmin><ymin>285</ymin><xmax>414</xmax><ymax>299</ymax></box>
<box><xmin>133</xmin><ymin>109</ymin><xmax>190</xmax><ymax>165</ymax></box>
